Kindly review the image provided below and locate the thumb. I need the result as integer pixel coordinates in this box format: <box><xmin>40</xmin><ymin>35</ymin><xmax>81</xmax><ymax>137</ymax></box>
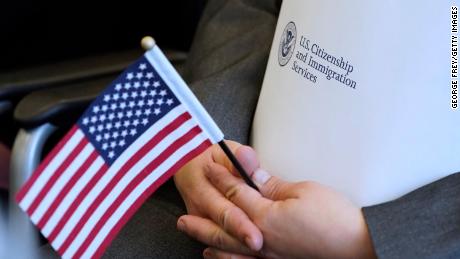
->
<box><xmin>212</xmin><ymin>141</ymin><xmax>260</xmax><ymax>178</ymax></box>
<box><xmin>234</xmin><ymin>145</ymin><xmax>259</xmax><ymax>178</ymax></box>
<box><xmin>251</xmin><ymin>168</ymin><xmax>296</xmax><ymax>200</ymax></box>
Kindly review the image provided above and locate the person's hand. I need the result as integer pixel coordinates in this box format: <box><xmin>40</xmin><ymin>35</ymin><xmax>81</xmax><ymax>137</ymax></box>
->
<box><xmin>178</xmin><ymin>146</ymin><xmax>376</xmax><ymax>259</ymax></box>
<box><xmin>174</xmin><ymin>141</ymin><xmax>263</xmax><ymax>255</ymax></box>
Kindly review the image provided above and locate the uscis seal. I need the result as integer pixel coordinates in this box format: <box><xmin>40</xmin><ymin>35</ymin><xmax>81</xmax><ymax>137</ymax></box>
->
<box><xmin>278</xmin><ymin>21</ymin><xmax>297</xmax><ymax>66</ymax></box>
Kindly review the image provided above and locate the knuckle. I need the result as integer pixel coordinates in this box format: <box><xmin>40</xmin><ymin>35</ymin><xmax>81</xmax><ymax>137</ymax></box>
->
<box><xmin>217</xmin><ymin>207</ymin><xmax>232</xmax><ymax>229</ymax></box>
<box><xmin>210</xmin><ymin>228</ymin><xmax>225</xmax><ymax>248</ymax></box>
<box><xmin>225</xmin><ymin>183</ymin><xmax>244</xmax><ymax>203</ymax></box>
<box><xmin>264</xmin><ymin>178</ymin><xmax>282</xmax><ymax>197</ymax></box>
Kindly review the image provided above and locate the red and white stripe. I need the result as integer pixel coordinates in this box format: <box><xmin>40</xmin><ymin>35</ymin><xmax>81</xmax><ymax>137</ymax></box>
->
<box><xmin>16</xmin><ymin>105</ymin><xmax>212</xmax><ymax>258</ymax></box>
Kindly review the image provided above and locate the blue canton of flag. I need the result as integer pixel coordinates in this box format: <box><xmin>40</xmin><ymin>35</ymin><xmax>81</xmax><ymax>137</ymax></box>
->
<box><xmin>16</xmin><ymin>46</ymin><xmax>224</xmax><ymax>259</ymax></box>
<box><xmin>79</xmin><ymin>57</ymin><xmax>180</xmax><ymax>163</ymax></box>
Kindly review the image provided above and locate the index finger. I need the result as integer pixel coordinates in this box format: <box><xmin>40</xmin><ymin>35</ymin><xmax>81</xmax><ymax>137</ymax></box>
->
<box><xmin>205</xmin><ymin>162</ymin><xmax>271</xmax><ymax>219</ymax></box>
<box><xmin>200</xmin><ymin>188</ymin><xmax>263</xmax><ymax>251</ymax></box>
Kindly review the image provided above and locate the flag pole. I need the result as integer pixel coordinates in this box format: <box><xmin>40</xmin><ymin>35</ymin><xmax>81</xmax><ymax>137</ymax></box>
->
<box><xmin>141</xmin><ymin>36</ymin><xmax>157</xmax><ymax>50</ymax></box>
<box><xmin>218</xmin><ymin>141</ymin><xmax>259</xmax><ymax>191</ymax></box>
<box><xmin>141</xmin><ymin>36</ymin><xmax>259</xmax><ymax>191</ymax></box>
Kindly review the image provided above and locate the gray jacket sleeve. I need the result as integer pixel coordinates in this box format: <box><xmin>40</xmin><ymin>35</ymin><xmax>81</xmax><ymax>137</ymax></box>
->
<box><xmin>184</xmin><ymin>0</ymin><xmax>460</xmax><ymax>258</ymax></box>
<box><xmin>363</xmin><ymin>172</ymin><xmax>460</xmax><ymax>258</ymax></box>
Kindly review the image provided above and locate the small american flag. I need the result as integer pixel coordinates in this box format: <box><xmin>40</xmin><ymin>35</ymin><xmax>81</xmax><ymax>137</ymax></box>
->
<box><xmin>15</xmin><ymin>46</ymin><xmax>224</xmax><ymax>258</ymax></box>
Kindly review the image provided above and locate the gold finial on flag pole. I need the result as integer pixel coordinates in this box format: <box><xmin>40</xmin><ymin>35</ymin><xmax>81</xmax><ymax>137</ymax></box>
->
<box><xmin>141</xmin><ymin>36</ymin><xmax>156</xmax><ymax>50</ymax></box>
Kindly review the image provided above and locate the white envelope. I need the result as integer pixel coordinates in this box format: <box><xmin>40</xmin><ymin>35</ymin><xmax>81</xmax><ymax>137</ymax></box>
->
<box><xmin>251</xmin><ymin>0</ymin><xmax>460</xmax><ymax>206</ymax></box>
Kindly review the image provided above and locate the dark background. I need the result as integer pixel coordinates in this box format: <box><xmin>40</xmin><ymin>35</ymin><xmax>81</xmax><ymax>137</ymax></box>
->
<box><xmin>0</xmin><ymin>0</ymin><xmax>206</xmax><ymax>216</ymax></box>
<box><xmin>0</xmin><ymin>0</ymin><xmax>206</xmax><ymax>71</ymax></box>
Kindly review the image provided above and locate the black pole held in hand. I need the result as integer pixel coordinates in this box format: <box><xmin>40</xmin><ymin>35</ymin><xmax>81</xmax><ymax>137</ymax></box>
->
<box><xmin>218</xmin><ymin>141</ymin><xmax>259</xmax><ymax>191</ymax></box>
<box><xmin>140</xmin><ymin>38</ymin><xmax>257</xmax><ymax>190</ymax></box>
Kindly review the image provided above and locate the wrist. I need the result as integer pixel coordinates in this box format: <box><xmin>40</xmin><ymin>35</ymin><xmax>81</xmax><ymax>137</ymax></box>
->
<box><xmin>355</xmin><ymin>210</ymin><xmax>376</xmax><ymax>259</ymax></box>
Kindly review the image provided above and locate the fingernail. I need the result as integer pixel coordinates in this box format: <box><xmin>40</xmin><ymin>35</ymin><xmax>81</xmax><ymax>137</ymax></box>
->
<box><xmin>246</xmin><ymin>235</ymin><xmax>263</xmax><ymax>251</ymax></box>
<box><xmin>252</xmin><ymin>168</ymin><xmax>271</xmax><ymax>186</ymax></box>
<box><xmin>203</xmin><ymin>248</ymin><xmax>212</xmax><ymax>258</ymax></box>
<box><xmin>177</xmin><ymin>218</ymin><xmax>186</xmax><ymax>231</ymax></box>
<box><xmin>245</xmin><ymin>236</ymin><xmax>257</xmax><ymax>251</ymax></box>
